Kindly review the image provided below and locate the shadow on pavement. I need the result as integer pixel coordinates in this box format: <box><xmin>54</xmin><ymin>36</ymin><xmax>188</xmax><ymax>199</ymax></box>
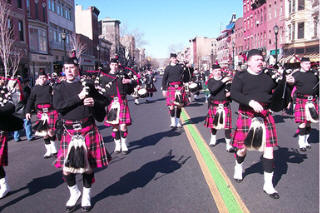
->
<box><xmin>183</xmin><ymin>116</ymin><xmax>206</xmax><ymax>125</ymax></box>
<box><xmin>0</xmin><ymin>171</ymin><xmax>64</xmax><ymax>211</ymax></box>
<box><xmin>309</xmin><ymin>128</ymin><xmax>319</xmax><ymax>144</ymax></box>
<box><xmin>127</xmin><ymin>129</ymin><xmax>182</xmax><ymax>153</ymax></box>
<box><xmin>242</xmin><ymin>146</ymin><xmax>307</xmax><ymax>186</ymax></box>
<box><xmin>92</xmin><ymin>150</ymin><xmax>190</xmax><ymax>206</ymax></box>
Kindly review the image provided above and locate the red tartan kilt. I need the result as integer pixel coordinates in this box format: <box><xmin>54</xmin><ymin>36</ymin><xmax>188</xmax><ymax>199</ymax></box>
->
<box><xmin>55</xmin><ymin>123</ymin><xmax>111</xmax><ymax>169</ymax></box>
<box><xmin>232</xmin><ymin>107</ymin><xmax>278</xmax><ymax>149</ymax></box>
<box><xmin>36</xmin><ymin>109</ymin><xmax>58</xmax><ymax>131</ymax></box>
<box><xmin>166</xmin><ymin>86</ymin><xmax>189</xmax><ymax>106</ymax></box>
<box><xmin>294</xmin><ymin>97</ymin><xmax>319</xmax><ymax>123</ymax></box>
<box><xmin>0</xmin><ymin>132</ymin><xmax>8</xmax><ymax>166</ymax></box>
<box><xmin>104</xmin><ymin>99</ymin><xmax>132</xmax><ymax>126</ymax></box>
<box><xmin>204</xmin><ymin>100</ymin><xmax>232</xmax><ymax>129</ymax></box>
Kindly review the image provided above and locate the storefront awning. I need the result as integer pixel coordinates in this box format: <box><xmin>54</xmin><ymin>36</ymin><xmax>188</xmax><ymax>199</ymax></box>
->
<box><xmin>304</xmin><ymin>53</ymin><xmax>320</xmax><ymax>62</ymax></box>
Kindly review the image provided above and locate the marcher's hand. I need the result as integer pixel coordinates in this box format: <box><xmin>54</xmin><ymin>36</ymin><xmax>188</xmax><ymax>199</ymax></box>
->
<box><xmin>225</xmin><ymin>92</ymin><xmax>231</xmax><ymax>97</ymax></box>
<box><xmin>122</xmin><ymin>78</ymin><xmax>131</xmax><ymax>84</ymax></box>
<box><xmin>26</xmin><ymin>113</ymin><xmax>31</xmax><ymax>120</ymax></box>
<box><xmin>222</xmin><ymin>76</ymin><xmax>231</xmax><ymax>83</ymax></box>
<box><xmin>286</xmin><ymin>75</ymin><xmax>295</xmax><ymax>84</ymax></box>
<box><xmin>162</xmin><ymin>91</ymin><xmax>167</xmax><ymax>97</ymax></box>
<box><xmin>249</xmin><ymin>100</ymin><xmax>263</xmax><ymax>113</ymax></box>
<box><xmin>83</xmin><ymin>97</ymin><xmax>94</xmax><ymax>106</ymax></box>
<box><xmin>78</xmin><ymin>87</ymin><xmax>88</xmax><ymax>100</ymax></box>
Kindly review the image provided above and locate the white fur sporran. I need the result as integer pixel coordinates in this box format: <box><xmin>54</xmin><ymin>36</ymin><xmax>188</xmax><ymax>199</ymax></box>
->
<box><xmin>35</xmin><ymin>113</ymin><xmax>49</xmax><ymax>137</ymax></box>
<box><xmin>305</xmin><ymin>102</ymin><xmax>319</xmax><ymax>123</ymax></box>
<box><xmin>214</xmin><ymin>104</ymin><xmax>225</xmax><ymax>130</ymax></box>
<box><xmin>106</xmin><ymin>98</ymin><xmax>120</xmax><ymax>125</ymax></box>
<box><xmin>132</xmin><ymin>86</ymin><xmax>139</xmax><ymax>98</ymax></box>
<box><xmin>63</xmin><ymin>134</ymin><xmax>90</xmax><ymax>174</ymax></box>
<box><xmin>244</xmin><ymin>117</ymin><xmax>266</xmax><ymax>152</ymax></box>
<box><xmin>174</xmin><ymin>89</ymin><xmax>184</xmax><ymax>107</ymax></box>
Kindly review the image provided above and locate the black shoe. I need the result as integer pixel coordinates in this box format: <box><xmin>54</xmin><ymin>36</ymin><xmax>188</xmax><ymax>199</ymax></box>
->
<box><xmin>306</xmin><ymin>144</ymin><xmax>311</xmax><ymax>149</ymax></box>
<box><xmin>299</xmin><ymin>147</ymin><xmax>307</xmax><ymax>152</ymax></box>
<box><xmin>122</xmin><ymin>150</ymin><xmax>128</xmax><ymax>155</ymax></box>
<box><xmin>65</xmin><ymin>205</ymin><xmax>77</xmax><ymax>213</ymax></box>
<box><xmin>226</xmin><ymin>148</ymin><xmax>235</xmax><ymax>153</ymax></box>
<box><xmin>81</xmin><ymin>206</ymin><xmax>92</xmax><ymax>212</ymax></box>
<box><xmin>234</xmin><ymin>178</ymin><xmax>243</xmax><ymax>183</ymax></box>
<box><xmin>264</xmin><ymin>191</ymin><xmax>280</xmax><ymax>199</ymax></box>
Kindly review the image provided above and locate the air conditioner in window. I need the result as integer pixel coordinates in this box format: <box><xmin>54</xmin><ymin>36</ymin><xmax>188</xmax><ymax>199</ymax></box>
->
<box><xmin>256</xmin><ymin>20</ymin><xmax>260</xmax><ymax>25</ymax></box>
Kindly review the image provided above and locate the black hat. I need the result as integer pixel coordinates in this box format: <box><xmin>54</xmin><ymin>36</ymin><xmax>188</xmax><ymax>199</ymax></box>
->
<box><xmin>110</xmin><ymin>57</ymin><xmax>119</xmax><ymax>63</ymax></box>
<box><xmin>170</xmin><ymin>53</ymin><xmax>177</xmax><ymax>58</ymax></box>
<box><xmin>212</xmin><ymin>64</ymin><xmax>221</xmax><ymax>69</ymax></box>
<box><xmin>64</xmin><ymin>57</ymin><xmax>79</xmax><ymax>65</ymax></box>
<box><xmin>247</xmin><ymin>49</ymin><xmax>263</xmax><ymax>59</ymax></box>
<box><xmin>300</xmin><ymin>57</ymin><xmax>310</xmax><ymax>62</ymax></box>
<box><xmin>38</xmin><ymin>68</ymin><xmax>46</xmax><ymax>76</ymax></box>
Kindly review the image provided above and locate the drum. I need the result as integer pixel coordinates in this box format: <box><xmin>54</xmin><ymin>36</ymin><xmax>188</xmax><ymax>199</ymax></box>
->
<box><xmin>189</xmin><ymin>82</ymin><xmax>199</xmax><ymax>93</ymax></box>
<box><xmin>138</xmin><ymin>88</ymin><xmax>148</xmax><ymax>98</ymax></box>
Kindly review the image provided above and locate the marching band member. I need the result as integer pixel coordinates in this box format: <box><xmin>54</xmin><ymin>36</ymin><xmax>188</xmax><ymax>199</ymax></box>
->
<box><xmin>230</xmin><ymin>49</ymin><xmax>284</xmax><ymax>199</ymax></box>
<box><xmin>286</xmin><ymin>57</ymin><xmax>319</xmax><ymax>151</ymax></box>
<box><xmin>162</xmin><ymin>53</ymin><xmax>189</xmax><ymax>128</ymax></box>
<box><xmin>145</xmin><ymin>68</ymin><xmax>157</xmax><ymax>102</ymax></box>
<box><xmin>0</xmin><ymin>76</ymin><xmax>23</xmax><ymax>199</ymax></box>
<box><xmin>99</xmin><ymin>58</ymin><xmax>135</xmax><ymax>154</ymax></box>
<box><xmin>53</xmin><ymin>57</ymin><xmax>111</xmax><ymax>212</ymax></box>
<box><xmin>25</xmin><ymin>69</ymin><xmax>58</xmax><ymax>159</ymax></box>
<box><xmin>204</xmin><ymin>64</ymin><xmax>233</xmax><ymax>152</ymax></box>
<box><xmin>182</xmin><ymin>62</ymin><xmax>194</xmax><ymax>103</ymax></box>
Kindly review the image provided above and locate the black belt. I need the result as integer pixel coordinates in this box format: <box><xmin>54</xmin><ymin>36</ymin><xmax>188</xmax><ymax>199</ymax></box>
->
<box><xmin>63</xmin><ymin>118</ymin><xmax>94</xmax><ymax>130</ymax></box>
<box><xmin>296</xmin><ymin>93</ymin><xmax>315</xmax><ymax>100</ymax></box>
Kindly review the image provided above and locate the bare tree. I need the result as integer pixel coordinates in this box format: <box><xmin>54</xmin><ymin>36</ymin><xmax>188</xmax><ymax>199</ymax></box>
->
<box><xmin>0</xmin><ymin>0</ymin><xmax>23</xmax><ymax>78</ymax></box>
<box><xmin>131</xmin><ymin>28</ymin><xmax>147</xmax><ymax>47</ymax></box>
<box><xmin>69</xmin><ymin>33</ymin><xmax>87</xmax><ymax>64</ymax></box>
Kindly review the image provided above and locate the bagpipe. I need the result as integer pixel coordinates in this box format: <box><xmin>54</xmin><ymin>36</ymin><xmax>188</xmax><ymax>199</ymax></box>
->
<box><xmin>264</xmin><ymin>65</ymin><xmax>292</xmax><ymax>112</ymax></box>
<box><xmin>0</xmin><ymin>77</ymin><xmax>24</xmax><ymax>131</ymax></box>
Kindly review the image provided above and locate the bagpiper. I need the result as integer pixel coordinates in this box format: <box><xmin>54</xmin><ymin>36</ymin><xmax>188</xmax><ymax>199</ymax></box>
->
<box><xmin>25</xmin><ymin>69</ymin><xmax>58</xmax><ymax>158</ymax></box>
<box><xmin>0</xmin><ymin>76</ymin><xmax>24</xmax><ymax>198</ymax></box>
<box><xmin>99</xmin><ymin>58</ymin><xmax>135</xmax><ymax>154</ymax></box>
<box><xmin>204</xmin><ymin>64</ymin><xmax>234</xmax><ymax>152</ymax></box>
<box><xmin>162</xmin><ymin>53</ymin><xmax>189</xmax><ymax>128</ymax></box>
<box><xmin>286</xmin><ymin>57</ymin><xmax>319</xmax><ymax>151</ymax></box>
<box><xmin>53</xmin><ymin>57</ymin><xmax>111</xmax><ymax>212</ymax></box>
<box><xmin>230</xmin><ymin>49</ymin><xmax>290</xmax><ymax>199</ymax></box>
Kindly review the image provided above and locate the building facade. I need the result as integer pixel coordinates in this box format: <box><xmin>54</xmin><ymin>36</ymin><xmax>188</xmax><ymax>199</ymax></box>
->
<box><xmin>48</xmin><ymin>0</ymin><xmax>75</xmax><ymax>73</ymax></box>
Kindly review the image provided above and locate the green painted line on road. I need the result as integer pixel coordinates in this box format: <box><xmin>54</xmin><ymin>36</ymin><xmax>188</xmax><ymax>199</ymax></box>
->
<box><xmin>181</xmin><ymin>110</ymin><xmax>244</xmax><ymax>213</ymax></box>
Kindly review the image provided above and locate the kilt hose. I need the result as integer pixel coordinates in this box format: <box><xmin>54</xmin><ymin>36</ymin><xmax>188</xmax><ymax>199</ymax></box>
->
<box><xmin>204</xmin><ymin>100</ymin><xmax>232</xmax><ymax>129</ymax></box>
<box><xmin>104</xmin><ymin>98</ymin><xmax>132</xmax><ymax>126</ymax></box>
<box><xmin>294</xmin><ymin>97</ymin><xmax>319</xmax><ymax>124</ymax></box>
<box><xmin>232</xmin><ymin>106</ymin><xmax>278</xmax><ymax>149</ymax></box>
<box><xmin>166</xmin><ymin>86</ymin><xmax>189</xmax><ymax>107</ymax></box>
<box><xmin>55</xmin><ymin>120</ymin><xmax>111</xmax><ymax>169</ymax></box>
<box><xmin>36</xmin><ymin>104</ymin><xmax>58</xmax><ymax>131</ymax></box>
<box><xmin>0</xmin><ymin>131</ymin><xmax>8</xmax><ymax>166</ymax></box>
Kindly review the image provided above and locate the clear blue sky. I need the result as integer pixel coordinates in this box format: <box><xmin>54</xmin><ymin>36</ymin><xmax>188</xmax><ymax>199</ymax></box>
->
<box><xmin>75</xmin><ymin>0</ymin><xmax>243</xmax><ymax>58</ymax></box>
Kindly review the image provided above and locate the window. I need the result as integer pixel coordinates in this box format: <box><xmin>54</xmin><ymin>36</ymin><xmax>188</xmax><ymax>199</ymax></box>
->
<box><xmin>48</xmin><ymin>0</ymin><xmax>51</xmax><ymax>10</ymax></box>
<box><xmin>35</xmin><ymin>2</ymin><xmax>39</xmax><ymax>19</ymax></box>
<box><xmin>292</xmin><ymin>0</ymin><xmax>295</xmax><ymax>12</ymax></box>
<box><xmin>17</xmin><ymin>0</ymin><xmax>22</xmax><ymax>8</ymax></box>
<box><xmin>298</xmin><ymin>0</ymin><xmax>304</xmax><ymax>10</ymax></box>
<box><xmin>57</xmin><ymin>3</ymin><xmax>60</xmax><ymax>15</ymax></box>
<box><xmin>314</xmin><ymin>17</ymin><xmax>318</xmax><ymax>37</ymax></box>
<box><xmin>51</xmin><ymin>0</ymin><xmax>55</xmax><ymax>12</ymax></box>
<box><xmin>29</xmin><ymin>27</ymin><xmax>47</xmax><ymax>53</ymax></box>
<box><xmin>298</xmin><ymin>22</ymin><xmax>304</xmax><ymax>39</ymax></box>
<box><xmin>288</xmin><ymin>25</ymin><xmax>292</xmax><ymax>40</ymax></box>
<box><xmin>274</xmin><ymin>8</ymin><xmax>277</xmax><ymax>18</ymax></box>
<box><xmin>26</xmin><ymin>0</ymin><xmax>30</xmax><ymax>16</ymax></box>
<box><xmin>292</xmin><ymin>22</ymin><xmax>295</xmax><ymax>40</ymax></box>
<box><xmin>43</xmin><ymin>6</ymin><xmax>46</xmax><ymax>22</ymax></box>
<box><xmin>18</xmin><ymin>20</ymin><xmax>24</xmax><ymax>41</ymax></box>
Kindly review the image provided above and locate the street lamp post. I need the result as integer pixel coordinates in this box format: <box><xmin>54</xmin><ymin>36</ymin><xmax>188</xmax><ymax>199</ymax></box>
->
<box><xmin>96</xmin><ymin>45</ymin><xmax>100</xmax><ymax>69</ymax></box>
<box><xmin>232</xmin><ymin>41</ymin><xmax>235</xmax><ymax>70</ymax></box>
<box><xmin>273</xmin><ymin>25</ymin><xmax>279</xmax><ymax>65</ymax></box>
<box><xmin>61</xmin><ymin>31</ymin><xmax>66</xmax><ymax>62</ymax></box>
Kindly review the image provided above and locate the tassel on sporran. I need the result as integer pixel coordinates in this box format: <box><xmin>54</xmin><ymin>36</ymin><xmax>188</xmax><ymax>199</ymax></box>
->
<box><xmin>244</xmin><ymin>117</ymin><xmax>266</xmax><ymax>152</ymax></box>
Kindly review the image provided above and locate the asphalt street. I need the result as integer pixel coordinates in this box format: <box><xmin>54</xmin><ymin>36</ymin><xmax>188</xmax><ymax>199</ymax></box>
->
<box><xmin>0</xmin><ymin>75</ymin><xmax>318</xmax><ymax>213</ymax></box>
